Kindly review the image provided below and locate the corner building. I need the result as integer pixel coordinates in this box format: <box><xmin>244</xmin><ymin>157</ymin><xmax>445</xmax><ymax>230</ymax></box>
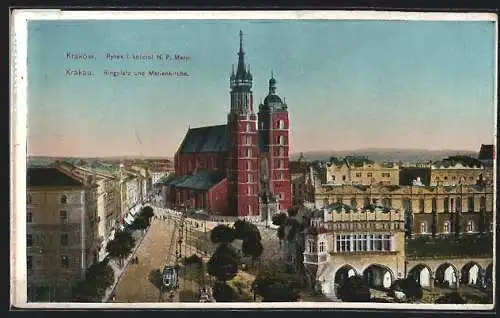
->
<box><xmin>169</xmin><ymin>31</ymin><xmax>291</xmax><ymax>217</ymax></box>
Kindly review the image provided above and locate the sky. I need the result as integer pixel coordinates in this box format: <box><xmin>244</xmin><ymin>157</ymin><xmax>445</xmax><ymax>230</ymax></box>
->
<box><xmin>27</xmin><ymin>18</ymin><xmax>497</xmax><ymax>157</ymax></box>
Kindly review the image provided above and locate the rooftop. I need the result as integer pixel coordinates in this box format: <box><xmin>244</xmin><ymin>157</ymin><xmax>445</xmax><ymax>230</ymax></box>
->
<box><xmin>478</xmin><ymin>144</ymin><xmax>494</xmax><ymax>160</ymax></box>
<box><xmin>178</xmin><ymin>124</ymin><xmax>228</xmax><ymax>154</ymax></box>
<box><xmin>168</xmin><ymin>170</ymin><xmax>226</xmax><ymax>190</ymax></box>
<box><xmin>27</xmin><ymin>167</ymin><xmax>85</xmax><ymax>187</ymax></box>
<box><xmin>432</xmin><ymin>156</ymin><xmax>483</xmax><ymax>169</ymax></box>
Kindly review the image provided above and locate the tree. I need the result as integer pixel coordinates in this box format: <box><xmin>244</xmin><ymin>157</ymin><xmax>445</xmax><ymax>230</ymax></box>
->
<box><xmin>336</xmin><ymin>275</ymin><xmax>371</xmax><ymax>302</ymax></box>
<box><xmin>389</xmin><ymin>278</ymin><xmax>423</xmax><ymax>302</ymax></box>
<box><xmin>435</xmin><ymin>292</ymin><xmax>467</xmax><ymax>304</ymax></box>
<box><xmin>71</xmin><ymin>280</ymin><xmax>98</xmax><ymax>302</ymax></box>
<box><xmin>106</xmin><ymin>231</ymin><xmax>135</xmax><ymax>266</ymax></box>
<box><xmin>183</xmin><ymin>254</ymin><xmax>203</xmax><ymax>266</ymax></box>
<box><xmin>131</xmin><ymin>215</ymin><xmax>150</xmax><ymax>231</ymax></box>
<box><xmin>242</xmin><ymin>239</ymin><xmax>263</xmax><ymax>267</ymax></box>
<box><xmin>233</xmin><ymin>220</ymin><xmax>261</xmax><ymax>241</ymax></box>
<box><xmin>86</xmin><ymin>261</ymin><xmax>115</xmax><ymax>293</ymax></box>
<box><xmin>207</xmin><ymin>244</ymin><xmax>240</xmax><ymax>282</ymax></box>
<box><xmin>140</xmin><ymin>206</ymin><xmax>154</xmax><ymax>220</ymax></box>
<box><xmin>210</xmin><ymin>225</ymin><xmax>236</xmax><ymax>244</ymax></box>
<box><xmin>272</xmin><ymin>213</ymin><xmax>288</xmax><ymax>227</ymax></box>
<box><xmin>252</xmin><ymin>269</ymin><xmax>301</xmax><ymax>302</ymax></box>
<box><xmin>213</xmin><ymin>281</ymin><xmax>237</xmax><ymax>302</ymax></box>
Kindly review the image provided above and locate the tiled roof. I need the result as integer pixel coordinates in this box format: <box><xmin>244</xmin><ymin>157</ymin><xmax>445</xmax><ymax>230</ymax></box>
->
<box><xmin>478</xmin><ymin>144</ymin><xmax>494</xmax><ymax>160</ymax></box>
<box><xmin>178</xmin><ymin>125</ymin><xmax>228</xmax><ymax>154</ymax></box>
<box><xmin>28</xmin><ymin>167</ymin><xmax>85</xmax><ymax>187</ymax></box>
<box><xmin>171</xmin><ymin>170</ymin><xmax>226</xmax><ymax>190</ymax></box>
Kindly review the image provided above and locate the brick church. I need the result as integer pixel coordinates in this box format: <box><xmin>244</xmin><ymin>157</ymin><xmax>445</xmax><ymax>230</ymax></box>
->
<box><xmin>167</xmin><ymin>31</ymin><xmax>291</xmax><ymax>218</ymax></box>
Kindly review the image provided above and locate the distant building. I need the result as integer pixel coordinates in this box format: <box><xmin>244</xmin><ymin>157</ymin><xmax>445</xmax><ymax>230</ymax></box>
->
<box><xmin>27</xmin><ymin>167</ymin><xmax>99</xmax><ymax>302</ymax></box>
<box><xmin>289</xmin><ymin>156</ymin><xmax>314</xmax><ymax>206</ymax></box>
<box><xmin>430</xmin><ymin>156</ymin><xmax>487</xmax><ymax>186</ymax></box>
<box><xmin>319</xmin><ymin>157</ymin><xmax>400</xmax><ymax>186</ymax></box>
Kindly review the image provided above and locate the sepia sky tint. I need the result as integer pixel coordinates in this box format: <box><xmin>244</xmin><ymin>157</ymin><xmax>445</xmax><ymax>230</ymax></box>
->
<box><xmin>27</xmin><ymin>19</ymin><xmax>496</xmax><ymax>157</ymax></box>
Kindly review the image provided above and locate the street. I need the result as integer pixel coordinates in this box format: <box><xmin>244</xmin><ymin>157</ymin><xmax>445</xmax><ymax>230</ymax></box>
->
<box><xmin>111</xmin><ymin>208</ymin><xmax>209</xmax><ymax>303</ymax></box>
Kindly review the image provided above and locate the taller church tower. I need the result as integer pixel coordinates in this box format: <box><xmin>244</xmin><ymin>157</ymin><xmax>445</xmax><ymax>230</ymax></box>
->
<box><xmin>226</xmin><ymin>31</ymin><xmax>260</xmax><ymax>217</ymax></box>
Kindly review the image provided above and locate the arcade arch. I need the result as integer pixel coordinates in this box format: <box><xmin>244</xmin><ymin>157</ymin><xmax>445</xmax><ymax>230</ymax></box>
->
<box><xmin>435</xmin><ymin>263</ymin><xmax>458</xmax><ymax>288</ymax></box>
<box><xmin>408</xmin><ymin>264</ymin><xmax>433</xmax><ymax>288</ymax></box>
<box><xmin>334</xmin><ymin>265</ymin><xmax>358</xmax><ymax>286</ymax></box>
<box><xmin>363</xmin><ymin>264</ymin><xmax>394</xmax><ymax>289</ymax></box>
<box><xmin>460</xmin><ymin>262</ymin><xmax>482</xmax><ymax>286</ymax></box>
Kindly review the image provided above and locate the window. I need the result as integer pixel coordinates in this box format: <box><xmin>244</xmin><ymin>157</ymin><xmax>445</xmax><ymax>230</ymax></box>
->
<box><xmin>367</xmin><ymin>173</ymin><xmax>373</xmax><ymax>178</ymax></box>
<box><xmin>27</xmin><ymin>256</ymin><xmax>32</xmax><ymax>270</ymax></box>
<box><xmin>280</xmin><ymin>172</ymin><xmax>285</xmax><ymax>180</ymax></box>
<box><xmin>466</xmin><ymin>220</ymin><xmax>474</xmax><ymax>233</ymax></box>
<box><xmin>60</xmin><ymin>233</ymin><xmax>69</xmax><ymax>246</ymax></box>
<box><xmin>246</xmin><ymin>123</ymin><xmax>251</xmax><ymax>132</ymax></box>
<box><xmin>355</xmin><ymin>172</ymin><xmax>362</xmax><ymax>178</ymax></box>
<box><xmin>382</xmin><ymin>172</ymin><xmax>391</xmax><ymax>178</ymax></box>
<box><xmin>60</xmin><ymin>255</ymin><xmax>69</xmax><ymax>269</ymax></box>
<box><xmin>279</xmin><ymin>147</ymin><xmax>285</xmax><ymax>157</ymax></box>
<box><xmin>247</xmin><ymin>161</ymin><xmax>251</xmax><ymax>170</ymax></box>
<box><xmin>60</xmin><ymin>195</ymin><xmax>67</xmax><ymax>204</ymax></box>
<box><xmin>248</xmin><ymin>173</ymin><xmax>253</xmax><ymax>183</ymax></box>
<box><xmin>468</xmin><ymin>197</ymin><xmax>474</xmax><ymax>212</ymax></box>
<box><xmin>27</xmin><ymin>210</ymin><xmax>32</xmax><ymax>223</ymax></box>
<box><xmin>27</xmin><ymin>194</ymin><xmax>31</xmax><ymax>204</ymax></box>
<box><xmin>278</xmin><ymin>136</ymin><xmax>285</xmax><ymax>145</ymax></box>
<box><xmin>277</xmin><ymin>120</ymin><xmax>285</xmax><ymax>129</ymax></box>
<box><xmin>431</xmin><ymin>198</ymin><xmax>437</xmax><ymax>212</ymax></box>
<box><xmin>443</xmin><ymin>198</ymin><xmax>449</xmax><ymax>213</ymax></box>
<box><xmin>342</xmin><ymin>175</ymin><xmax>346</xmax><ymax>181</ymax></box>
<box><xmin>336</xmin><ymin>234</ymin><xmax>391</xmax><ymax>252</ymax></box>
<box><xmin>443</xmin><ymin>221</ymin><xmax>450</xmax><ymax>233</ymax></box>
<box><xmin>246</xmin><ymin>148</ymin><xmax>252</xmax><ymax>158</ymax></box>
<box><xmin>450</xmin><ymin>198</ymin><xmax>455</xmax><ymax>212</ymax></box>
<box><xmin>247</xmin><ymin>186</ymin><xmax>252</xmax><ymax>195</ymax></box>
<box><xmin>490</xmin><ymin>222</ymin><xmax>494</xmax><ymax>232</ymax></box>
<box><xmin>308</xmin><ymin>240</ymin><xmax>315</xmax><ymax>253</ymax></box>
<box><xmin>60</xmin><ymin>210</ymin><xmax>68</xmax><ymax>223</ymax></box>
<box><xmin>419</xmin><ymin>198</ymin><xmax>425</xmax><ymax>212</ymax></box>
<box><xmin>247</xmin><ymin>205</ymin><xmax>252</xmax><ymax>215</ymax></box>
<box><xmin>27</xmin><ymin>234</ymin><xmax>32</xmax><ymax>247</ymax></box>
<box><xmin>279</xmin><ymin>160</ymin><xmax>285</xmax><ymax>169</ymax></box>
<box><xmin>319</xmin><ymin>241</ymin><xmax>325</xmax><ymax>253</ymax></box>
<box><xmin>420</xmin><ymin>222</ymin><xmax>428</xmax><ymax>234</ymax></box>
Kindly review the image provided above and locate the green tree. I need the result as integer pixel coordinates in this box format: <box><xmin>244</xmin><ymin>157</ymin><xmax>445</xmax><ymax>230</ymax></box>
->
<box><xmin>141</xmin><ymin>206</ymin><xmax>154</xmax><ymax>219</ymax></box>
<box><xmin>106</xmin><ymin>231</ymin><xmax>135</xmax><ymax>266</ymax></box>
<box><xmin>233</xmin><ymin>220</ymin><xmax>261</xmax><ymax>241</ymax></box>
<box><xmin>336</xmin><ymin>275</ymin><xmax>371</xmax><ymax>302</ymax></box>
<box><xmin>210</xmin><ymin>224</ymin><xmax>236</xmax><ymax>244</ymax></box>
<box><xmin>272</xmin><ymin>213</ymin><xmax>288</xmax><ymax>227</ymax></box>
<box><xmin>242</xmin><ymin>239</ymin><xmax>263</xmax><ymax>267</ymax></box>
<box><xmin>252</xmin><ymin>269</ymin><xmax>301</xmax><ymax>302</ymax></box>
<box><xmin>86</xmin><ymin>261</ymin><xmax>115</xmax><ymax>293</ymax></box>
<box><xmin>389</xmin><ymin>278</ymin><xmax>423</xmax><ymax>303</ymax></box>
<box><xmin>213</xmin><ymin>281</ymin><xmax>237</xmax><ymax>302</ymax></box>
<box><xmin>207</xmin><ymin>244</ymin><xmax>240</xmax><ymax>282</ymax></box>
<box><xmin>131</xmin><ymin>215</ymin><xmax>150</xmax><ymax>231</ymax></box>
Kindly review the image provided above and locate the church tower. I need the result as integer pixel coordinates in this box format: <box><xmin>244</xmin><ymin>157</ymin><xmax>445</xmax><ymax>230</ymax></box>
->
<box><xmin>226</xmin><ymin>31</ymin><xmax>260</xmax><ymax>217</ymax></box>
<box><xmin>258</xmin><ymin>73</ymin><xmax>292</xmax><ymax>212</ymax></box>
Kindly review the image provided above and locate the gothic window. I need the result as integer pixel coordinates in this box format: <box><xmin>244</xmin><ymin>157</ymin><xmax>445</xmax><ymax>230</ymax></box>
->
<box><xmin>279</xmin><ymin>147</ymin><xmax>285</xmax><ymax>157</ymax></box>
<box><xmin>248</xmin><ymin>173</ymin><xmax>253</xmax><ymax>183</ymax></box>
<box><xmin>280</xmin><ymin>172</ymin><xmax>285</xmax><ymax>180</ymax></box>
<box><xmin>60</xmin><ymin>195</ymin><xmax>67</xmax><ymax>204</ymax></box>
<box><xmin>443</xmin><ymin>221</ymin><xmax>450</xmax><ymax>233</ymax></box>
<box><xmin>468</xmin><ymin>197</ymin><xmax>474</xmax><ymax>212</ymax></box>
<box><xmin>248</xmin><ymin>186</ymin><xmax>252</xmax><ymax>195</ymax></box>
<box><xmin>278</xmin><ymin>136</ymin><xmax>285</xmax><ymax>145</ymax></box>
<box><xmin>279</xmin><ymin>160</ymin><xmax>285</xmax><ymax>169</ymax></box>
<box><xmin>247</xmin><ymin>161</ymin><xmax>252</xmax><ymax>170</ymax></box>
<box><xmin>466</xmin><ymin>220</ymin><xmax>474</xmax><ymax>233</ymax></box>
<box><xmin>319</xmin><ymin>241</ymin><xmax>325</xmax><ymax>253</ymax></box>
<box><xmin>246</xmin><ymin>148</ymin><xmax>252</xmax><ymax>158</ymax></box>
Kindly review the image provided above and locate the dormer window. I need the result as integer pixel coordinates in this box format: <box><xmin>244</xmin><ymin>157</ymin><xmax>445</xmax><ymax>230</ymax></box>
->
<box><xmin>60</xmin><ymin>195</ymin><xmax>67</xmax><ymax>204</ymax></box>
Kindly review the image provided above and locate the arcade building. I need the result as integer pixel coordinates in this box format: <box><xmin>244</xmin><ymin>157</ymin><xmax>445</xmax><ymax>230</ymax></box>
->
<box><xmin>167</xmin><ymin>31</ymin><xmax>292</xmax><ymax>219</ymax></box>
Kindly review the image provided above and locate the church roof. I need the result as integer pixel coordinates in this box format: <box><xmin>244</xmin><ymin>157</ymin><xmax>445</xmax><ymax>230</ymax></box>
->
<box><xmin>171</xmin><ymin>170</ymin><xmax>226</xmax><ymax>190</ymax></box>
<box><xmin>178</xmin><ymin>124</ymin><xmax>228</xmax><ymax>154</ymax></box>
<box><xmin>478</xmin><ymin>144</ymin><xmax>494</xmax><ymax>160</ymax></box>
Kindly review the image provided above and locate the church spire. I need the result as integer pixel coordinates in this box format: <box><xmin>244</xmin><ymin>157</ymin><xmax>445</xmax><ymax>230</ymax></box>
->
<box><xmin>236</xmin><ymin>30</ymin><xmax>247</xmax><ymax>80</ymax></box>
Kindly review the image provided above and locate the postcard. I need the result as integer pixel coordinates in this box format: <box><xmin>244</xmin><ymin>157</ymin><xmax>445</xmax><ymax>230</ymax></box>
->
<box><xmin>10</xmin><ymin>10</ymin><xmax>497</xmax><ymax>310</ymax></box>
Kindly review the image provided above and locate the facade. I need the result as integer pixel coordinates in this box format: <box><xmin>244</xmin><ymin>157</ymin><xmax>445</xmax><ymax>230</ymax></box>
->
<box><xmin>27</xmin><ymin>167</ymin><xmax>99</xmax><ymax>302</ymax></box>
<box><xmin>290</xmin><ymin>157</ymin><xmax>314</xmax><ymax>206</ymax></box>
<box><xmin>168</xmin><ymin>31</ymin><xmax>292</xmax><ymax>218</ymax></box>
<box><xmin>302</xmin><ymin>207</ymin><xmax>406</xmax><ymax>297</ymax></box>
<box><xmin>313</xmin><ymin>183</ymin><xmax>495</xmax><ymax>236</ymax></box>
<box><xmin>319</xmin><ymin>158</ymin><xmax>400</xmax><ymax>186</ymax></box>
<box><xmin>430</xmin><ymin>156</ymin><xmax>487</xmax><ymax>186</ymax></box>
